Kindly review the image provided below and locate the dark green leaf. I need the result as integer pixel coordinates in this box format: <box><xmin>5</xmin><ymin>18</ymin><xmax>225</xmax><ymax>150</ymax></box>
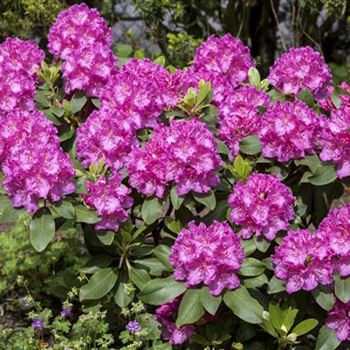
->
<box><xmin>96</xmin><ymin>231</ymin><xmax>115</xmax><ymax>245</ymax></box>
<box><xmin>240</xmin><ymin>258</ymin><xmax>266</xmax><ymax>277</ymax></box>
<box><xmin>239</xmin><ymin>136</ymin><xmax>261</xmax><ymax>155</ymax></box>
<box><xmin>75</xmin><ymin>205</ymin><xmax>100</xmax><ymax>224</ymax></box>
<box><xmin>308</xmin><ymin>165</ymin><xmax>337</xmax><ymax>186</ymax></box>
<box><xmin>79</xmin><ymin>268</ymin><xmax>118</xmax><ymax>300</ymax></box>
<box><xmin>223</xmin><ymin>286</ymin><xmax>263</xmax><ymax>324</ymax></box>
<box><xmin>170</xmin><ymin>186</ymin><xmax>185</xmax><ymax>210</ymax></box>
<box><xmin>312</xmin><ymin>286</ymin><xmax>335</xmax><ymax>311</ymax></box>
<box><xmin>153</xmin><ymin>245</ymin><xmax>172</xmax><ymax>271</ymax></box>
<box><xmin>334</xmin><ymin>275</ymin><xmax>350</xmax><ymax>303</ymax></box>
<box><xmin>200</xmin><ymin>287</ymin><xmax>221</xmax><ymax>315</ymax></box>
<box><xmin>176</xmin><ymin>289</ymin><xmax>205</xmax><ymax>327</ymax></box>
<box><xmin>315</xmin><ymin>326</ymin><xmax>340</xmax><ymax>350</ymax></box>
<box><xmin>129</xmin><ymin>267</ymin><xmax>151</xmax><ymax>290</ymax></box>
<box><xmin>53</xmin><ymin>200</ymin><xmax>75</xmax><ymax>219</ymax></box>
<box><xmin>244</xmin><ymin>274</ymin><xmax>268</xmax><ymax>289</ymax></box>
<box><xmin>292</xmin><ymin>319</ymin><xmax>318</xmax><ymax>336</ymax></box>
<box><xmin>268</xmin><ymin>277</ymin><xmax>285</xmax><ymax>294</ymax></box>
<box><xmin>70</xmin><ymin>94</ymin><xmax>87</xmax><ymax>113</ymax></box>
<box><xmin>29</xmin><ymin>211</ymin><xmax>55</xmax><ymax>252</ymax></box>
<box><xmin>141</xmin><ymin>197</ymin><xmax>163</xmax><ymax>225</ymax></box>
<box><xmin>138</xmin><ymin>276</ymin><xmax>186</xmax><ymax>305</ymax></box>
<box><xmin>193</xmin><ymin>190</ymin><xmax>216</xmax><ymax>211</ymax></box>
<box><xmin>114</xmin><ymin>271</ymin><xmax>134</xmax><ymax>308</ymax></box>
<box><xmin>297</xmin><ymin>88</ymin><xmax>315</xmax><ymax>107</ymax></box>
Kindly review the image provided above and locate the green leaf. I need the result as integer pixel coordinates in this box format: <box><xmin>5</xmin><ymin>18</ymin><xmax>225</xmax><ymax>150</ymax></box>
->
<box><xmin>239</xmin><ymin>136</ymin><xmax>261</xmax><ymax>155</ymax></box>
<box><xmin>96</xmin><ymin>231</ymin><xmax>115</xmax><ymax>245</ymax></box>
<box><xmin>141</xmin><ymin>197</ymin><xmax>163</xmax><ymax>225</ymax></box>
<box><xmin>176</xmin><ymin>289</ymin><xmax>205</xmax><ymax>327</ymax></box>
<box><xmin>308</xmin><ymin>165</ymin><xmax>337</xmax><ymax>186</ymax></box>
<box><xmin>79</xmin><ymin>268</ymin><xmax>118</xmax><ymax>301</ymax></box>
<box><xmin>292</xmin><ymin>319</ymin><xmax>318</xmax><ymax>336</ymax></box>
<box><xmin>114</xmin><ymin>272</ymin><xmax>134</xmax><ymax>308</ymax></box>
<box><xmin>138</xmin><ymin>276</ymin><xmax>186</xmax><ymax>305</ymax></box>
<box><xmin>164</xmin><ymin>217</ymin><xmax>182</xmax><ymax>234</ymax></box>
<box><xmin>70</xmin><ymin>94</ymin><xmax>87</xmax><ymax>114</ymax></box>
<box><xmin>242</xmin><ymin>239</ymin><xmax>257</xmax><ymax>257</ymax></box>
<box><xmin>312</xmin><ymin>286</ymin><xmax>335</xmax><ymax>311</ymax></box>
<box><xmin>331</xmin><ymin>90</ymin><xmax>342</xmax><ymax>109</ymax></box>
<box><xmin>75</xmin><ymin>205</ymin><xmax>100</xmax><ymax>224</ymax></box>
<box><xmin>115</xmin><ymin>44</ymin><xmax>133</xmax><ymax>58</ymax></box>
<box><xmin>80</xmin><ymin>255</ymin><xmax>113</xmax><ymax>274</ymax></box>
<box><xmin>154</xmin><ymin>55</ymin><xmax>166</xmax><ymax>66</ymax></box>
<box><xmin>230</xmin><ymin>155</ymin><xmax>252</xmax><ymax>180</ymax></box>
<box><xmin>134</xmin><ymin>49</ymin><xmax>145</xmax><ymax>59</ymax></box>
<box><xmin>254</xmin><ymin>236</ymin><xmax>271</xmax><ymax>253</ymax></box>
<box><xmin>248</xmin><ymin>67</ymin><xmax>261</xmax><ymax>87</ymax></box>
<box><xmin>153</xmin><ymin>245</ymin><xmax>172</xmax><ymax>271</ymax></box>
<box><xmin>29</xmin><ymin>211</ymin><xmax>55</xmax><ymax>252</ymax></box>
<box><xmin>334</xmin><ymin>275</ymin><xmax>350</xmax><ymax>303</ymax></box>
<box><xmin>53</xmin><ymin>200</ymin><xmax>75</xmax><ymax>219</ymax></box>
<box><xmin>170</xmin><ymin>186</ymin><xmax>184</xmax><ymax>210</ymax></box>
<box><xmin>297</xmin><ymin>88</ymin><xmax>315</xmax><ymax>107</ymax></box>
<box><xmin>240</xmin><ymin>258</ymin><xmax>266</xmax><ymax>277</ymax></box>
<box><xmin>193</xmin><ymin>190</ymin><xmax>216</xmax><ymax>211</ymax></box>
<box><xmin>315</xmin><ymin>326</ymin><xmax>340</xmax><ymax>350</ymax></box>
<box><xmin>268</xmin><ymin>277</ymin><xmax>285</xmax><ymax>294</ymax></box>
<box><xmin>129</xmin><ymin>267</ymin><xmax>151</xmax><ymax>290</ymax></box>
<box><xmin>244</xmin><ymin>274</ymin><xmax>268</xmax><ymax>289</ymax></box>
<box><xmin>223</xmin><ymin>286</ymin><xmax>263</xmax><ymax>324</ymax></box>
<box><xmin>200</xmin><ymin>287</ymin><xmax>221</xmax><ymax>315</ymax></box>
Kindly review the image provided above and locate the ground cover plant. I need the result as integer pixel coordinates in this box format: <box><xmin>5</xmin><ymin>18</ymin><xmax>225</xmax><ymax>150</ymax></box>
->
<box><xmin>1</xmin><ymin>3</ymin><xmax>350</xmax><ymax>349</ymax></box>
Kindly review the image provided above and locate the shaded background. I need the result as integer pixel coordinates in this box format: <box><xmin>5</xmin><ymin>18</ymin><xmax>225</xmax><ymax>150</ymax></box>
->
<box><xmin>0</xmin><ymin>0</ymin><xmax>349</xmax><ymax>77</ymax></box>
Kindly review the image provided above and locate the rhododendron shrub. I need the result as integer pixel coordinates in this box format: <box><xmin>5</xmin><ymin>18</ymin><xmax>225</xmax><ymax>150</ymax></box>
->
<box><xmin>1</xmin><ymin>4</ymin><xmax>350</xmax><ymax>350</ymax></box>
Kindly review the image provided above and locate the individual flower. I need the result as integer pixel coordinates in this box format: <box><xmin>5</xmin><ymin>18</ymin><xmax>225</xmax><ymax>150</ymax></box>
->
<box><xmin>31</xmin><ymin>318</ymin><xmax>44</xmax><ymax>331</ymax></box>
<box><xmin>83</xmin><ymin>173</ymin><xmax>133</xmax><ymax>231</ymax></box>
<box><xmin>218</xmin><ymin>86</ymin><xmax>270</xmax><ymax>157</ymax></box>
<box><xmin>127</xmin><ymin>118</ymin><xmax>221</xmax><ymax>197</ymax></box>
<box><xmin>259</xmin><ymin>100</ymin><xmax>320</xmax><ymax>162</ymax></box>
<box><xmin>268</xmin><ymin>46</ymin><xmax>331</xmax><ymax>95</ymax></box>
<box><xmin>228</xmin><ymin>174</ymin><xmax>295</xmax><ymax>240</ymax></box>
<box><xmin>100</xmin><ymin>59</ymin><xmax>179</xmax><ymax>129</ymax></box>
<box><xmin>76</xmin><ymin>108</ymin><xmax>136</xmax><ymax>170</ymax></box>
<box><xmin>339</xmin><ymin>82</ymin><xmax>350</xmax><ymax>106</ymax></box>
<box><xmin>48</xmin><ymin>3</ymin><xmax>112</xmax><ymax>59</ymax></box>
<box><xmin>62</xmin><ymin>43</ymin><xmax>117</xmax><ymax>96</ymax></box>
<box><xmin>126</xmin><ymin>320</ymin><xmax>141</xmax><ymax>334</ymax></box>
<box><xmin>0</xmin><ymin>38</ymin><xmax>44</xmax><ymax>112</ymax></box>
<box><xmin>326</xmin><ymin>300</ymin><xmax>350</xmax><ymax>342</ymax></box>
<box><xmin>193</xmin><ymin>34</ymin><xmax>255</xmax><ymax>91</ymax></box>
<box><xmin>319</xmin><ymin>106</ymin><xmax>350</xmax><ymax>178</ymax></box>
<box><xmin>156</xmin><ymin>298</ymin><xmax>195</xmax><ymax>345</ymax></box>
<box><xmin>272</xmin><ymin>229</ymin><xmax>333</xmax><ymax>293</ymax></box>
<box><xmin>169</xmin><ymin>221</ymin><xmax>244</xmax><ymax>296</ymax></box>
<box><xmin>60</xmin><ymin>306</ymin><xmax>72</xmax><ymax>319</ymax></box>
<box><xmin>317</xmin><ymin>205</ymin><xmax>350</xmax><ymax>277</ymax></box>
<box><xmin>2</xmin><ymin>140</ymin><xmax>75</xmax><ymax>213</ymax></box>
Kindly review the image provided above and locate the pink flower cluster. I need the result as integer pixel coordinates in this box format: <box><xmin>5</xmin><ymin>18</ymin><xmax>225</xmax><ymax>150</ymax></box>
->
<box><xmin>76</xmin><ymin>108</ymin><xmax>136</xmax><ymax>170</ymax></box>
<box><xmin>319</xmin><ymin>106</ymin><xmax>350</xmax><ymax>178</ymax></box>
<box><xmin>48</xmin><ymin>3</ymin><xmax>112</xmax><ymax>59</ymax></box>
<box><xmin>317</xmin><ymin>205</ymin><xmax>350</xmax><ymax>277</ymax></box>
<box><xmin>218</xmin><ymin>86</ymin><xmax>270</xmax><ymax>157</ymax></box>
<box><xmin>268</xmin><ymin>46</ymin><xmax>331</xmax><ymax>95</ymax></box>
<box><xmin>156</xmin><ymin>298</ymin><xmax>195</xmax><ymax>345</ymax></box>
<box><xmin>326</xmin><ymin>300</ymin><xmax>350</xmax><ymax>342</ymax></box>
<box><xmin>127</xmin><ymin>118</ymin><xmax>222</xmax><ymax>197</ymax></box>
<box><xmin>48</xmin><ymin>4</ymin><xmax>116</xmax><ymax>96</ymax></box>
<box><xmin>228</xmin><ymin>174</ymin><xmax>295</xmax><ymax>241</ymax></box>
<box><xmin>0</xmin><ymin>38</ymin><xmax>44</xmax><ymax>112</ymax></box>
<box><xmin>0</xmin><ymin>110</ymin><xmax>75</xmax><ymax>212</ymax></box>
<box><xmin>169</xmin><ymin>221</ymin><xmax>244</xmax><ymax>296</ymax></box>
<box><xmin>272</xmin><ymin>229</ymin><xmax>333</xmax><ymax>293</ymax></box>
<box><xmin>259</xmin><ymin>100</ymin><xmax>320</xmax><ymax>162</ymax></box>
<box><xmin>190</xmin><ymin>34</ymin><xmax>255</xmax><ymax>104</ymax></box>
<box><xmin>83</xmin><ymin>174</ymin><xmax>133</xmax><ymax>231</ymax></box>
<box><xmin>100</xmin><ymin>59</ymin><xmax>179</xmax><ymax>130</ymax></box>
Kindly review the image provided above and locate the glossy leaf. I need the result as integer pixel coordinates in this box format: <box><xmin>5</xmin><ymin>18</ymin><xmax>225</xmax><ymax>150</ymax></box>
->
<box><xmin>29</xmin><ymin>211</ymin><xmax>55</xmax><ymax>252</ymax></box>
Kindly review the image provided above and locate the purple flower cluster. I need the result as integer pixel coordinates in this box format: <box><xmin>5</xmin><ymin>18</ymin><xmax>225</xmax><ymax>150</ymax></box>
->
<box><xmin>83</xmin><ymin>173</ymin><xmax>133</xmax><ymax>231</ymax></box>
<box><xmin>0</xmin><ymin>38</ymin><xmax>44</xmax><ymax>112</ymax></box>
<box><xmin>0</xmin><ymin>110</ymin><xmax>74</xmax><ymax>213</ymax></box>
<box><xmin>48</xmin><ymin>3</ymin><xmax>112</xmax><ymax>59</ymax></box>
<box><xmin>48</xmin><ymin>4</ymin><xmax>115</xmax><ymax>96</ymax></box>
<box><xmin>228</xmin><ymin>174</ymin><xmax>295</xmax><ymax>241</ymax></box>
<box><xmin>272</xmin><ymin>229</ymin><xmax>333</xmax><ymax>293</ymax></box>
<box><xmin>76</xmin><ymin>108</ymin><xmax>136</xmax><ymax>170</ymax></box>
<box><xmin>326</xmin><ymin>300</ymin><xmax>350</xmax><ymax>342</ymax></box>
<box><xmin>100</xmin><ymin>59</ymin><xmax>179</xmax><ymax>130</ymax></box>
<box><xmin>268</xmin><ymin>46</ymin><xmax>331</xmax><ymax>95</ymax></box>
<box><xmin>169</xmin><ymin>221</ymin><xmax>244</xmax><ymax>296</ymax></box>
<box><xmin>190</xmin><ymin>34</ymin><xmax>255</xmax><ymax>104</ymax></box>
<box><xmin>156</xmin><ymin>298</ymin><xmax>195</xmax><ymax>345</ymax></box>
<box><xmin>218</xmin><ymin>86</ymin><xmax>270</xmax><ymax>157</ymax></box>
<box><xmin>127</xmin><ymin>118</ymin><xmax>222</xmax><ymax>197</ymax></box>
<box><xmin>259</xmin><ymin>100</ymin><xmax>320</xmax><ymax>162</ymax></box>
<box><xmin>320</xmin><ymin>106</ymin><xmax>350</xmax><ymax>178</ymax></box>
